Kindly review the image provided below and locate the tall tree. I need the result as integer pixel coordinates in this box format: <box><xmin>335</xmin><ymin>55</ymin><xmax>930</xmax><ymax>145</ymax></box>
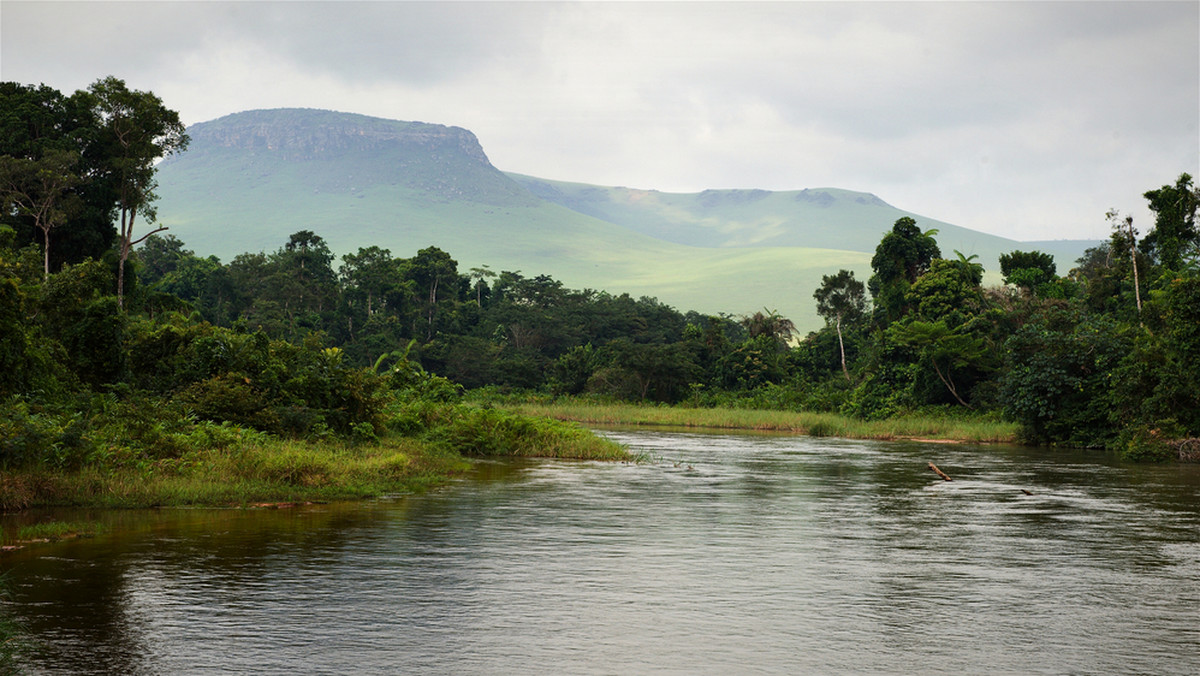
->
<box><xmin>1141</xmin><ymin>173</ymin><xmax>1199</xmax><ymax>271</ymax></box>
<box><xmin>868</xmin><ymin>217</ymin><xmax>940</xmax><ymax>325</ymax></box>
<box><xmin>87</xmin><ymin>76</ymin><xmax>188</xmax><ymax>308</ymax></box>
<box><xmin>467</xmin><ymin>265</ymin><xmax>496</xmax><ymax>306</ymax></box>
<box><xmin>0</xmin><ymin>149</ymin><xmax>81</xmax><ymax>278</ymax></box>
<box><xmin>741</xmin><ymin>308</ymin><xmax>796</xmax><ymax>349</ymax></box>
<box><xmin>403</xmin><ymin>246</ymin><xmax>459</xmax><ymax>340</ymax></box>
<box><xmin>813</xmin><ymin>269</ymin><xmax>867</xmax><ymax>381</ymax></box>
<box><xmin>999</xmin><ymin>249</ymin><xmax>1056</xmax><ymax>294</ymax></box>
<box><xmin>340</xmin><ymin>246</ymin><xmax>398</xmax><ymax>318</ymax></box>
<box><xmin>0</xmin><ymin>82</ymin><xmax>116</xmax><ymax>269</ymax></box>
<box><xmin>1107</xmin><ymin>209</ymin><xmax>1142</xmax><ymax>316</ymax></box>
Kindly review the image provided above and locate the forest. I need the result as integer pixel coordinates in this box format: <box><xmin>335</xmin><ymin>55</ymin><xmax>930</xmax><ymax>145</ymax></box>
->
<box><xmin>3</xmin><ymin>77</ymin><xmax>1199</xmax><ymax>483</ymax></box>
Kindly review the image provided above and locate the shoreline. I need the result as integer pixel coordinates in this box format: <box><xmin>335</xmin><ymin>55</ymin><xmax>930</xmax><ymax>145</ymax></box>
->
<box><xmin>494</xmin><ymin>400</ymin><xmax>1021</xmax><ymax>445</ymax></box>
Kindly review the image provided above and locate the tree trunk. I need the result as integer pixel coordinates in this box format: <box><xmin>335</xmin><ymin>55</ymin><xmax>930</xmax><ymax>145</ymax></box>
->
<box><xmin>41</xmin><ymin>226</ymin><xmax>51</xmax><ymax>281</ymax></box>
<box><xmin>1126</xmin><ymin>216</ymin><xmax>1142</xmax><ymax>316</ymax></box>
<box><xmin>117</xmin><ymin>208</ymin><xmax>131</xmax><ymax>309</ymax></box>
<box><xmin>930</xmin><ymin>358</ymin><xmax>972</xmax><ymax>408</ymax></box>
<box><xmin>836</xmin><ymin>314</ymin><xmax>849</xmax><ymax>381</ymax></box>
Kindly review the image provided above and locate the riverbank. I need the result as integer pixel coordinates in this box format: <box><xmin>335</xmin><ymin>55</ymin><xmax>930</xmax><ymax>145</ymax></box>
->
<box><xmin>0</xmin><ymin>404</ymin><xmax>629</xmax><ymax>513</ymax></box>
<box><xmin>495</xmin><ymin>400</ymin><xmax>1021</xmax><ymax>444</ymax></box>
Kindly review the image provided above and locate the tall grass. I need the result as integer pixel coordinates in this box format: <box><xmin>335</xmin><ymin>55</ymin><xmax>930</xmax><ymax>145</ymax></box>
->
<box><xmin>498</xmin><ymin>400</ymin><xmax>1019</xmax><ymax>444</ymax></box>
<box><xmin>0</xmin><ymin>435</ymin><xmax>470</xmax><ymax>510</ymax></box>
<box><xmin>0</xmin><ymin>403</ymin><xmax>630</xmax><ymax>510</ymax></box>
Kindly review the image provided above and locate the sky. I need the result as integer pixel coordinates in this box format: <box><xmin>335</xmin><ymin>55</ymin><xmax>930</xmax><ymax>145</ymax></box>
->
<box><xmin>2</xmin><ymin>1</ymin><xmax>1197</xmax><ymax>242</ymax></box>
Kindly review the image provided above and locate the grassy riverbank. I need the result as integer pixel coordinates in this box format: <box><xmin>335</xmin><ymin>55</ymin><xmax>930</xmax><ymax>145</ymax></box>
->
<box><xmin>495</xmin><ymin>399</ymin><xmax>1020</xmax><ymax>444</ymax></box>
<box><xmin>0</xmin><ymin>403</ymin><xmax>629</xmax><ymax>512</ymax></box>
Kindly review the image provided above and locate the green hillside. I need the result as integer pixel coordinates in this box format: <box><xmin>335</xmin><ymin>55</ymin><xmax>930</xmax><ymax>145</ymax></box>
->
<box><xmin>507</xmin><ymin>174</ymin><xmax>1094</xmax><ymax>273</ymax></box>
<box><xmin>154</xmin><ymin>108</ymin><xmax>1092</xmax><ymax>333</ymax></box>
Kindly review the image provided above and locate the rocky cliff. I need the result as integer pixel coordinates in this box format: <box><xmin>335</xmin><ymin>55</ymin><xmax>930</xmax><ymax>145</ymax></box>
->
<box><xmin>179</xmin><ymin>108</ymin><xmax>493</xmax><ymax>165</ymax></box>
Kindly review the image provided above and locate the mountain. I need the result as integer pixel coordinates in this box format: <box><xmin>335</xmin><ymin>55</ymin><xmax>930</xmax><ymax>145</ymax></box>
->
<box><xmin>154</xmin><ymin>109</ymin><xmax>1095</xmax><ymax>332</ymax></box>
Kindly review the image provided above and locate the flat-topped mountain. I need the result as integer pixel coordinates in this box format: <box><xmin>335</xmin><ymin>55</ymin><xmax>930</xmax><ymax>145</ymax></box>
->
<box><xmin>155</xmin><ymin>109</ymin><xmax>1094</xmax><ymax>331</ymax></box>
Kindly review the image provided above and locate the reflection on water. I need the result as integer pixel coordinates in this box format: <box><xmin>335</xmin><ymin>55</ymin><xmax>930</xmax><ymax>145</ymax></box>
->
<box><xmin>4</xmin><ymin>432</ymin><xmax>1200</xmax><ymax>674</ymax></box>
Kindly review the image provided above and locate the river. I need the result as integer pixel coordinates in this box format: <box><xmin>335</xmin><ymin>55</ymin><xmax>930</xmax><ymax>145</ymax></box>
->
<box><xmin>3</xmin><ymin>429</ymin><xmax>1199</xmax><ymax>674</ymax></box>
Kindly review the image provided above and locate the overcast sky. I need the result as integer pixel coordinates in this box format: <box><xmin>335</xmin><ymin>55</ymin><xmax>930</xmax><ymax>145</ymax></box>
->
<box><xmin>3</xmin><ymin>1</ymin><xmax>1197</xmax><ymax>241</ymax></box>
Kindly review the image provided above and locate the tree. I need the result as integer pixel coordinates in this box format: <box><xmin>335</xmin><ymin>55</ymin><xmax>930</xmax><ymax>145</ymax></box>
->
<box><xmin>87</xmin><ymin>76</ymin><xmax>188</xmax><ymax>308</ymax></box>
<box><xmin>1107</xmin><ymin>209</ymin><xmax>1142</xmax><ymax>316</ymax></box>
<box><xmin>868</xmin><ymin>217</ymin><xmax>941</xmax><ymax>325</ymax></box>
<box><xmin>813</xmin><ymin>269</ymin><xmax>867</xmax><ymax>381</ymax></box>
<box><xmin>136</xmin><ymin>233</ymin><xmax>191</xmax><ymax>284</ymax></box>
<box><xmin>0</xmin><ymin>149</ymin><xmax>81</xmax><ymax>278</ymax></box>
<box><xmin>403</xmin><ymin>246</ymin><xmax>460</xmax><ymax>340</ymax></box>
<box><xmin>890</xmin><ymin>319</ymin><xmax>987</xmax><ymax>408</ymax></box>
<box><xmin>741</xmin><ymin>308</ymin><xmax>796</xmax><ymax>348</ymax></box>
<box><xmin>906</xmin><ymin>258</ymin><xmax>985</xmax><ymax>329</ymax></box>
<box><xmin>950</xmin><ymin>250</ymin><xmax>984</xmax><ymax>286</ymax></box>
<box><xmin>999</xmin><ymin>250</ymin><xmax>1056</xmax><ymax>294</ymax></box>
<box><xmin>1141</xmin><ymin>173</ymin><xmax>1199</xmax><ymax>271</ymax></box>
<box><xmin>0</xmin><ymin>82</ymin><xmax>116</xmax><ymax>270</ymax></box>
<box><xmin>468</xmin><ymin>265</ymin><xmax>496</xmax><ymax>306</ymax></box>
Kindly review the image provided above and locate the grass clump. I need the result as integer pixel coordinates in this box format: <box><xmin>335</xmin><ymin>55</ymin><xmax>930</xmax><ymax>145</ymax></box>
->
<box><xmin>15</xmin><ymin>520</ymin><xmax>108</xmax><ymax>542</ymax></box>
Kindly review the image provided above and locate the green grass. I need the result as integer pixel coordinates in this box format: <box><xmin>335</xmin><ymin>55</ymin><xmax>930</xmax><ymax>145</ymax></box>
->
<box><xmin>14</xmin><ymin>521</ymin><xmax>109</xmax><ymax>542</ymax></box>
<box><xmin>0</xmin><ymin>435</ymin><xmax>464</xmax><ymax>510</ymax></box>
<box><xmin>498</xmin><ymin>400</ymin><xmax>1020</xmax><ymax>444</ymax></box>
<box><xmin>0</xmin><ymin>405</ymin><xmax>630</xmax><ymax>511</ymax></box>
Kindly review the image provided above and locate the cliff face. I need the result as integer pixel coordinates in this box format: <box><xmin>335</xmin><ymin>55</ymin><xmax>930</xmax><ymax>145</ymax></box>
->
<box><xmin>182</xmin><ymin>108</ymin><xmax>493</xmax><ymax>166</ymax></box>
<box><xmin>164</xmin><ymin>108</ymin><xmax>536</xmax><ymax>207</ymax></box>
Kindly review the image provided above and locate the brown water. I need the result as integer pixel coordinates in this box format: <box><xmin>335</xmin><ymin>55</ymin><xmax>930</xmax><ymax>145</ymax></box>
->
<box><xmin>3</xmin><ymin>430</ymin><xmax>1200</xmax><ymax>674</ymax></box>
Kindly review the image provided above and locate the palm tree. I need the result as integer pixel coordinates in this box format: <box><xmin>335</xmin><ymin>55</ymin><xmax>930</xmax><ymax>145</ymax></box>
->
<box><xmin>742</xmin><ymin>308</ymin><xmax>796</xmax><ymax>348</ymax></box>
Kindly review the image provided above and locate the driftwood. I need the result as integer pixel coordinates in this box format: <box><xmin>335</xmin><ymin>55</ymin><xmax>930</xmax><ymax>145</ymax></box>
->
<box><xmin>1173</xmin><ymin>438</ymin><xmax>1200</xmax><ymax>462</ymax></box>
<box><xmin>927</xmin><ymin>462</ymin><xmax>952</xmax><ymax>481</ymax></box>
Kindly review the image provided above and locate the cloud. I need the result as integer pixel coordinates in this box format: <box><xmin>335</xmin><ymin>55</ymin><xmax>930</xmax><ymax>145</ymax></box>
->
<box><xmin>2</xmin><ymin>1</ymin><xmax>1196</xmax><ymax>242</ymax></box>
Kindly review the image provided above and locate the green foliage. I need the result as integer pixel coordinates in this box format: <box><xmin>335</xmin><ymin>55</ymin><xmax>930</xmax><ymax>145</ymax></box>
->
<box><xmin>869</xmin><ymin>217</ymin><xmax>942</xmax><ymax>325</ymax></box>
<box><xmin>814</xmin><ymin>269</ymin><xmax>867</xmax><ymax>327</ymax></box>
<box><xmin>1001</xmin><ymin>308</ymin><xmax>1128</xmax><ymax>446</ymax></box>
<box><xmin>905</xmin><ymin>258</ymin><xmax>985</xmax><ymax>328</ymax></box>
<box><xmin>890</xmin><ymin>319</ymin><xmax>990</xmax><ymax>408</ymax></box>
<box><xmin>1141</xmin><ymin>173</ymin><xmax>1198</xmax><ymax>271</ymax></box>
<box><xmin>38</xmin><ymin>259</ymin><xmax>127</xmax><ymax>386</ymax></box>
<box><xmin>1000</xmin><ymin>249</ymin><xmax>1057</xmax><ymax>292</ymax></box>
<box><xmin>1116</xmin><ymin>425</ymin><xmax>1179</xmax><ymax>463</ymax></box>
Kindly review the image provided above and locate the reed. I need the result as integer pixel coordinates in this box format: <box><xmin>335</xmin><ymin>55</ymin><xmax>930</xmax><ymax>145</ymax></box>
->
<box><xmin>498</xmin><ymin>401</ymin><xmax>1019</xmax><ymax>444</ymax></box>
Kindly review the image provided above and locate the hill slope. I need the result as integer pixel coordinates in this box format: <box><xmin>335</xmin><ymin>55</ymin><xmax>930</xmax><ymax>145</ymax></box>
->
<box><xmin>154</xmin><ymin>109</ymin><xmax>1092</xmax><ymax>332</ymax></box>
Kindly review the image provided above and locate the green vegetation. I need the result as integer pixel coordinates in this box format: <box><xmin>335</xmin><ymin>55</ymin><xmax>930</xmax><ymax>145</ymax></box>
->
<box><xmin>2</xmin><ymin>72</ymin><xmax>1198</xmax><ymax>537</ymax></box>
<box><xmin>0</xmin><ymin>79</ymin><xmax>628</xmax><ymax>513</ymax></box>
<box><xmin>488</xmin><ymin>398</ymin><xmax>1018</xmax><ymax>444</ymax></box>
<box><xmin>13</xmin><ymin>520</ymin><xmax>108</xmax><ymax>542</ymax></box>
<box><xmin>152</xmin><ymin>109</ymin><xmax>1095</xmax><ymax>333</ymax></box>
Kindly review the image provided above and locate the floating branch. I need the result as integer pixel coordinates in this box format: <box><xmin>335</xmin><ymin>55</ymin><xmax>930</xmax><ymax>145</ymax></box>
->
<box><xmin>927</xmin><ymin>462</ymin><xmax>952</xmax><ymax>481</ymax></box>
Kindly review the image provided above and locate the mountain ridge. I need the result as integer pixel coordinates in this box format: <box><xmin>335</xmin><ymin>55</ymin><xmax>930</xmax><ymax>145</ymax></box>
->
<box><xmin>154</xmin><ymin>108</ymin><xmax>1096</xmax><ymax>331</ymax></box>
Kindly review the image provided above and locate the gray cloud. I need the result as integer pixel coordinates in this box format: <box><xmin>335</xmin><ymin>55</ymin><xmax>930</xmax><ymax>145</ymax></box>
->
<box><xmin>2</xmin><ymin>1</ymin><xmax>1196</xmax><ymax>242</ymax></box>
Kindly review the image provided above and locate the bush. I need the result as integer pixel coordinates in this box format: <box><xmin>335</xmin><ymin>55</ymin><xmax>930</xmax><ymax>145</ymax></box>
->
<box><xmin>1118</xmin><ymin>425</ymin><xmax>1177</xmax><ymax>463</ymax></box>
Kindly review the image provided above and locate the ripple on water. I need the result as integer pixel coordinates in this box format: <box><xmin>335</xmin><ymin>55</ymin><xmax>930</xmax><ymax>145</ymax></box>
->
<box><xmin>6</xmin><ymin>431</ymin><xmax>1200</xmax><ymax>675</ymax></box>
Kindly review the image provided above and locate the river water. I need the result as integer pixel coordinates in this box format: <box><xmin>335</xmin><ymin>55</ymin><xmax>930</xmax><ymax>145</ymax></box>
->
<box><xmin>3</xmin><ymin>429</ymin><xmax>1199</xmax><ymax>674</ymax></box>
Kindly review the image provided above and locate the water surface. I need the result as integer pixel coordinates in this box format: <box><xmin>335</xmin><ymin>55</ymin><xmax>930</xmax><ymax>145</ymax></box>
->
<box><xmin>4</xmin><ymin>430</ymin><xmax>1199</xmax><ymax>674</ymax></box>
